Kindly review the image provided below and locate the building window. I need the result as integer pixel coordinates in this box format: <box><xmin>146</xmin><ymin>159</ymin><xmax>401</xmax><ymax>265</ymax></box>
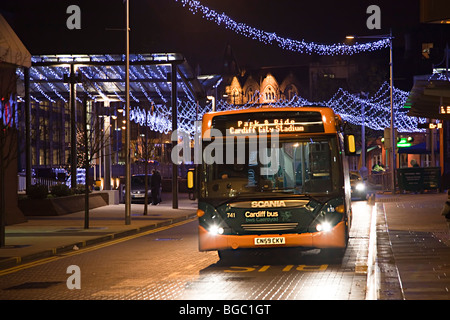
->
<box><xmin>246</xmin><ymin>88</ymin><xmax>254</xmax><ymax>102</ymax></box>
<box><xmin>263</xmin><ymin>85</ymin><xmax>276</xmax><ymax>102</ymax></box>
<box><xmin>231</xmin><ymin>88</ymin><xmax>241</xmax><ymax>104</ymax></box>
<box><xmin>285</xmin><ymin>84</ymin><xmax>298</xmax><ymax>100</ymax></box>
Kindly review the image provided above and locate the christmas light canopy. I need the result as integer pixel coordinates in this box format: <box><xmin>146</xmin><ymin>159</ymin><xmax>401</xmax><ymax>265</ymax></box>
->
<box><xmin>17</xmin><ymin>55</ymin><xmax>425</xmax><ymax>136</ymax></box>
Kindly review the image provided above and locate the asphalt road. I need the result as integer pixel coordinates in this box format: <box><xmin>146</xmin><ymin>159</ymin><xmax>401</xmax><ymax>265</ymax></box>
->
<box><xmin>0</xmin><ymin>201</ymin><xmax>372</xmax><ymax>300</ymax></box>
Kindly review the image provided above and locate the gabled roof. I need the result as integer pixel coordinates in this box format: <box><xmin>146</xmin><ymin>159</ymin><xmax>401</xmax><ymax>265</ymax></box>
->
<box><xmin>0</xmin><ymin>14</ymin><xmax>31</xmax><ymax>68</ymax></box>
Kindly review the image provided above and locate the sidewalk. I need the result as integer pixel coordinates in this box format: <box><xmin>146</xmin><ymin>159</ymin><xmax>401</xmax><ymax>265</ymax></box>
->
<box><xmin>0</xmin><ymin>193</ymin><xmax>198</xmax><ymax>270</ymax></box>
<box><xmin>375</xmin><ymin>192</ymin><xmax>450</xmax><ymax>300</ymax></box>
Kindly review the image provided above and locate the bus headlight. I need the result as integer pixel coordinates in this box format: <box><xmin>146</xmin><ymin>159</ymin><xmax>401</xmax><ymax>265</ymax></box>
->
<box><xmin>209</xmin><ymin>225</ymin><xmax>224</xmax><ymax>235</ymax></box>
<box><xmin>316</xmin><ymin>222</ymin><xmax>332</xmax><ymax>232</ymax></box>
<box><xmin>309</xmin><ymin>197</ymin><xmax>345</xmax><ymax>233</ymax></box>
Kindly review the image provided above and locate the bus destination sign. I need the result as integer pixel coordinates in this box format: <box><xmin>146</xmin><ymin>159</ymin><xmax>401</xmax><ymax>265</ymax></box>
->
<box><xmin>212</xmin><ymin>111</ymin><xmax>325</xmax><ymax>135</ymax></box>
<box><xmin>229</xmin><ymin>118</ymin><xmax>313</xmax><ymax>134</ymax></box>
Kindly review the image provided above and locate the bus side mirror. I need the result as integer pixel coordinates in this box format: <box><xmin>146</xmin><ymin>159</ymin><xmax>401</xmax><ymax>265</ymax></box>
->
<box><xmin>345</xmin><ymin>134</ymin><xmax>356</xmax><ymax>155</ymax></box>
<box><xmin>187</xmin><ymin>168</ymin><xmax>196</xmax><ymax>200</ymax></box>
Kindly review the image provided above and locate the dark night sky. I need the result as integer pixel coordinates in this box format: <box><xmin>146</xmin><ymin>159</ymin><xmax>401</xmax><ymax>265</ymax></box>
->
<box><xmin>1</xmin><ymin>0</ymin><xmax>422</xmax><ymax>74</ymax></box>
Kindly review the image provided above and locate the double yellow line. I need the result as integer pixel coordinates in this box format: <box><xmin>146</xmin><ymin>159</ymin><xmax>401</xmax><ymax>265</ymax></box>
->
<box><xmin>0</xmin><ymin>218</ymin><xmax>196</xmax><ymax>277</ymax></box>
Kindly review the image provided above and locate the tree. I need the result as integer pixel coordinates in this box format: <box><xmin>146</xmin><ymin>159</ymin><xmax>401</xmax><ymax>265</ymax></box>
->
<box><xmin>77</xmin><ymin>96</ymin><xmax>112</xmax><ymax>229</ymax></box>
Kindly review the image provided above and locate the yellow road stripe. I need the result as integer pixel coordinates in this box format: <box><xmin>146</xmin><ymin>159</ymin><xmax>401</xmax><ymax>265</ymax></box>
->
<box><xmin>0</xmin><ymin>218</ymin><xmax>196</xmax><ymax>276</ymax></box>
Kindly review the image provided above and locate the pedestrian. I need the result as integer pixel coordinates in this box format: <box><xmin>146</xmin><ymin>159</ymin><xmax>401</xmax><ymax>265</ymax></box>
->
<box><xmin>441</xmin><ymin>190</ymin><xmax>450</xmax><ymax>229</ymax></box>
<box><xmin>372</xmin><ymin>162</ymin><xmax>385</xmax><ymax>173</ymax></box>
<box><xmin>410</xmin><ymin>159</ymin><xmax>419</xmax><ymax>167</ymax></box>
<box><xmin>151</xmin><ymin>169</ymin><xmax>162</xmax><ymax>205</ymax></box>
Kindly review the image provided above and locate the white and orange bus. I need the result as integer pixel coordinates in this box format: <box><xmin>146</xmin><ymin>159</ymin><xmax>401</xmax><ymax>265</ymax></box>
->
<box><xmin>190</xmin><ymin>107</ymin><xmax>355</xmax><ymax>258</ymax></box>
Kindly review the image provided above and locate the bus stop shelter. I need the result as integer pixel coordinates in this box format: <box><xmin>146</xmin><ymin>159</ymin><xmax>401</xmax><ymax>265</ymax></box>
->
<box><xmin>17</xmin><ymin>53</ymin><xmax>210</xmax><ymax>209</ymax></box>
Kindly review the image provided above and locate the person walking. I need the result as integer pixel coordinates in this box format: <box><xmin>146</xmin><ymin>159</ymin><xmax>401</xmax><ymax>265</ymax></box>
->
<box><xmin>151</xmin><ymin>169</ymin><xmax>162</xmax><ymax>205</ymax></box>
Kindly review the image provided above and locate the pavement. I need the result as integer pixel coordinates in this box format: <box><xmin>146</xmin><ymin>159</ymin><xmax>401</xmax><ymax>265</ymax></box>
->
<box><xmin>1</xmin><ymin>190</ymin><xmax>450</xmax><ymax>300</ymax></box>
<box><xmin>374</xmin><ymin>192</ymin><xmax>450</xmax><ymax>300</ymax></box>
<box><xmin>0</xmin><ymin>192</ymin><xmax>198</xmax><ymax>270</ymax></box>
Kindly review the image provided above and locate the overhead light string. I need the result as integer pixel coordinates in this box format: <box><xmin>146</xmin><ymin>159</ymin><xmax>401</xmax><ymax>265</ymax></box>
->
<box><xmin>174</xmin><ymin>0</ymin><xmax>390</xmax><ymax>55</ymax></box>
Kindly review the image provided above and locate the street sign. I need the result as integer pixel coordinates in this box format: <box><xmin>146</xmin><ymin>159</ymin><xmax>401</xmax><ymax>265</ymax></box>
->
<box><xmin>440</xmin><ymin>105</ymin><xmax>450</xmax><ymax>114</ymax></box>
<box><xmin>417</xmin><ymin>122</ymin><xmax>443</xmax><ymax>129</ymax></box>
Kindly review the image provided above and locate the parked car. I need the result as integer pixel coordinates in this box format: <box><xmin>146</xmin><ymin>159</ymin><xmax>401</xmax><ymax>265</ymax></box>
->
<box><xmin>350</xmin><ymin>171</ymin><xmax>367</xmax><ymax>200</ymax></box>
<box><xmin>130</xmin><ymin>174</ymin><xmax>152</xmax><ymax>202</ymax></box>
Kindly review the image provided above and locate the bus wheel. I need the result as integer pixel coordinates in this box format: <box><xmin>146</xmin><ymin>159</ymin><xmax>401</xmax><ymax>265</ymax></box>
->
<box><xmin>218</xmin><ymin>249</ymin><xmax>240</xmax><ymax>260</ymax></box>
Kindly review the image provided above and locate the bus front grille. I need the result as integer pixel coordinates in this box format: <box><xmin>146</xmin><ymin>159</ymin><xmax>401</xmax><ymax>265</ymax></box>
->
<box><xmin>241</xmin><ymin>223</ymin><xmax>298</xmax><ymax>232</ymax></box>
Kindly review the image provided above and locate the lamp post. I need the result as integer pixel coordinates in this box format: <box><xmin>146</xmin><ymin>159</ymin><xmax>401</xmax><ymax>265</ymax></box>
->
<box><xmin>125</xmin><ymin>0</ymin><xmax>131</xmax><ymax>225</ymax></box>
<box><xmin>388</xmin><ymin>30</ymin><xmax>395</xmax><ymax>192</ymax></box>
<box><xmin>346</xmin><ymin>31</ymin><xmax>395</xmax><ymax>192</ymax></box>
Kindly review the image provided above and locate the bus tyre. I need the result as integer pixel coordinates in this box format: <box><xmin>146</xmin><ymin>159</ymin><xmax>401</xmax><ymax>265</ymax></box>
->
<box><xmin>218</xmin><ymin>250</ymin><xmax>231</xmax><ymax>260</ymax></box>
<box><xmin>218</xmin><ymin>249</ymin><xmax>241</xmax><ymax>260</ymax></box>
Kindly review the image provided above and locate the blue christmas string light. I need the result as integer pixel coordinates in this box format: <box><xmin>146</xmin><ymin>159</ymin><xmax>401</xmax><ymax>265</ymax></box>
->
<box><xmin>127</xmin><ymin>81</ymin><xmax>425</xmax><ymax>137</ymax></box>
<box><xmin>214</xmin><ymin>81</ymin><xmax>425</xmax><ymax>134</ymax></box>
<box><xmin>174</xmin><ymin>0</ymin><xmax>390</xmax><ymax>55</ymax></box>
<box><xmin>428</xmin><ymin>72</ymin><xmax>450</xmax><ymax>81</ymax></box>
<box><xmin>18</xmin><ymin>57</ymin><xmax>424</xmax><ymax>135</ymax></box>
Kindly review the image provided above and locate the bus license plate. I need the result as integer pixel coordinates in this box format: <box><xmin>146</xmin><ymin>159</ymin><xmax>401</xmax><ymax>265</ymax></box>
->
<box><xmin>254</xmin><ymin>237</ymin><xmax>285</xmax><ymax>245</ymax></box>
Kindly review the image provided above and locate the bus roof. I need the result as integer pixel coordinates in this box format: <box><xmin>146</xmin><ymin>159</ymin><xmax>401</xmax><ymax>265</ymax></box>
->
<box><xmin>201</xmin><ymin>106</ymin><xmax>342</xmax><ymax>137</ymax></box>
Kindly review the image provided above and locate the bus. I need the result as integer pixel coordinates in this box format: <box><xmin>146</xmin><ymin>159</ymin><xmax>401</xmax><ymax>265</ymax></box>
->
<box><xmin>189</xmin><ymin>107</ymin><xmax>356</xmax><ymax>257</ymax></box>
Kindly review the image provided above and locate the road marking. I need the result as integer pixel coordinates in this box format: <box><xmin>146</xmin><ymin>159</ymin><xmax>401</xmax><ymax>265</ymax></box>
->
<box><xmin>0</xmin><ymin>256</ymin><xmax>63</xmax><ymax>276</ymax></box>
<box><xmin>224</xmin><ymin>266</ymin><xmax>256</xmax><ymax>273</ymax></box>
<box><xmin>282</xmin><ymin>265</ymin><xmax>294</xmax><ymax>272</ymax></box>
<box><xmin>297</xmin><ymin>264</ymin><xmax>328</xmax><ymax>271</ymax></box>
<box><xmin>223</xmin><ymin>264</ymin><xmax>328</xmax><ymax>273</ymax></box>
<box><xmin>0</xmin><ymin>218</ymin><xmax>197</xmax><ymax>277</ymax></box>
<box><xmin>258</xmin><ymin>265</ymin><xmax>270</xmax><ymax>272</ymax></box>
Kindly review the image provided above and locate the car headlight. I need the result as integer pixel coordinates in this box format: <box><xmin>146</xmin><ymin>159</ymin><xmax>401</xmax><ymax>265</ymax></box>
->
<box><xmin>355</xmin><ymin>182</ymin><xmax>365</xmax><ymax>191</ymax></box>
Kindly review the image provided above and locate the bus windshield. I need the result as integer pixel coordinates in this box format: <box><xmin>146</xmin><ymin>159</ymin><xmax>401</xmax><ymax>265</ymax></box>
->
<box><xmin>200</xmin><ymin>136</ymin><xmax>341</xmax><ymax>200</ymax></box>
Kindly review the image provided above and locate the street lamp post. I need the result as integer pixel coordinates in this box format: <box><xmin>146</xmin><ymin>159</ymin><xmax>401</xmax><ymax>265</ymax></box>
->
<box><xmin>388</xmin><ymin>29</ymin><xmax>395</xmax><ymax>192</ymax></box>
<box><xmin>346</xmin><ymin>32</ymin><xmax>395</xmax><ymax>191</ymax></box>
<box><xmin>125</xmin><ymin>0</ymin><xmax>131</xmax><ymax>225</ymax></box>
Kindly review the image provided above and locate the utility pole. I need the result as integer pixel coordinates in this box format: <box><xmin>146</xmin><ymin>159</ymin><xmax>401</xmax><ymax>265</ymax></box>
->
<box><xmin>389</xmin><ymin>29</ymin><xmax>395</xmax><ymax>192</ymax></box>
<box><xmin>83</xmin><ymin>96</ymin><xmax>89</xmax><ymax>229</ymax></box>
<box><xmin>124</xmin><ymin>0</ymin><xmax>131</xmax><ymax>225</ymax></box>
<box><xmin>171</xmin><ymin>65</ymin><xmax>178</xmax><ymax>209</ymax></box>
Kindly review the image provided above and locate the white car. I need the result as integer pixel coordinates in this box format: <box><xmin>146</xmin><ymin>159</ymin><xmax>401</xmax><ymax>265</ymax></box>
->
<box><xmin>350</xmin><ymin>171</ymin><xmax>367</xmax><ymax>200</ymax></box>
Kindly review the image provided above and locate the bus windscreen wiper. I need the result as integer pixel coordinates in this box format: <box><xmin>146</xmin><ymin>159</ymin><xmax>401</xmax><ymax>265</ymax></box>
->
<box><xmin>260</xmin><ymin>187</ymin><xmax>299</xmax><ymax>192</ymax></box>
